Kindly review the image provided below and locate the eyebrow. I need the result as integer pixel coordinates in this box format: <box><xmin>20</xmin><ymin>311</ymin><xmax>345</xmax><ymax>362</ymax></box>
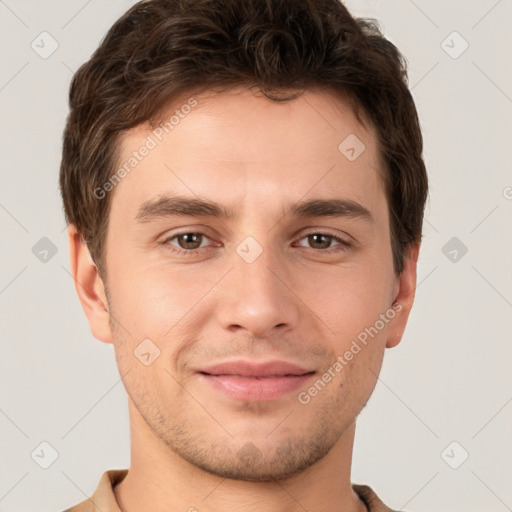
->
<box><xmin>135</xmin><ymin>195</ymin><xmax>374</xmax><ymax>224</ymax></box>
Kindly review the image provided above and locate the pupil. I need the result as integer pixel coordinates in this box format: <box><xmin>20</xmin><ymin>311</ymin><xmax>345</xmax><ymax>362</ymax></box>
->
<box><xmin>181</xmin><ymin>233</ymin><xmax>200</xmax><ymax>248</ymax></box>
<box><xmin>311</xmin><ymin>234</ymin><xmax>330</xmax><ymax>248</ymax></box>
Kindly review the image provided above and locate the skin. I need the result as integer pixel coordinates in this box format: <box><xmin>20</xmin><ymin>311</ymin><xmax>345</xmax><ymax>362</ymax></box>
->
<box><xmin>68</xmin><ymin>86</ymin><xmax>419</xmax><ymax>512</ymax></box>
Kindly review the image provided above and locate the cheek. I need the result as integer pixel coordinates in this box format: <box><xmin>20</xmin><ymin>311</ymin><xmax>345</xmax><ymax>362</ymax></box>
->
<box><xmin>107</xmin><ymin>254</ymin><xmax>188</xmax><ymax>326</ymax></box>
<box><xmin>108</xmin><ymin>262</ymin><xmax>223</xmax><ymax>367</ymax></box>
<box><xmin>304</xmin><ymin>264</ymin><xmax>390</xmax><ymax>334</ymax></box>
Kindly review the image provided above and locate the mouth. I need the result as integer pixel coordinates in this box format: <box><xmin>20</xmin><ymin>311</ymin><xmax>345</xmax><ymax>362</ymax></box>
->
<box><xmin>197</xmin><ymin>360</ymin><xmax>316</xmax><ymax>401</ymax></box>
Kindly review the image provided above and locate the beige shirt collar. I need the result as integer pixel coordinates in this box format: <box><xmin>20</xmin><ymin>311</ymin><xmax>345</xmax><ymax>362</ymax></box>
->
<box><xmin>64</xmin><ymin>469</ymin><xmax>399</xmax><ymax>512</ymax></box>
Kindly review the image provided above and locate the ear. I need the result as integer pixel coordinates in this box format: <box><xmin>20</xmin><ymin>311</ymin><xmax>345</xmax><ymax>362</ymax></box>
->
<box><xmin>67</xmin><ymin>224</ymin><xmax>113</xmax><ymax>344</ymax></box>
<box><xmin>385</xmin><ymin>242</ymin><xmax>420</xmax><ymax>349</ymax></box>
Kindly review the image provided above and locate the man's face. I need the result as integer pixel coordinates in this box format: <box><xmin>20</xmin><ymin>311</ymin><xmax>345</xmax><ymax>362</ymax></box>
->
<box><xmin>86</xmin><ymin>87</ymin><xmax>415</xmax><ymax>481</ymax></box>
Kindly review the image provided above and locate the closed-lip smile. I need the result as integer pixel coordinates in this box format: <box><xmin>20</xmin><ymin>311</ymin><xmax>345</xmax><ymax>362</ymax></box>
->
<box><xmin>197</xmin><ymin>360</ymin><xmax>316</xmax><ymax>401</ymax></box>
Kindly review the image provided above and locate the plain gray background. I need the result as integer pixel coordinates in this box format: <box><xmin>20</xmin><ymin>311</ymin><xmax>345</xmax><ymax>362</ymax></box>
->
<box><xmin>0</xmin><ymin>0</ymin><xmax>511</xmax><ymax>511</ymax></box>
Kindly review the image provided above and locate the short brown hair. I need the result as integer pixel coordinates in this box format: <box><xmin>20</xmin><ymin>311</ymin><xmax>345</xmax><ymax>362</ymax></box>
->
<box><xmin>59</xmin><ymin>0</ymin><xmax>428</xmax><ymax>278</ymax></box>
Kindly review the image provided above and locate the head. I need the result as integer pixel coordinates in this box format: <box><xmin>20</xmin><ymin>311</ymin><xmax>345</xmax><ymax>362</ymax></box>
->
<box><xmin>60</xmin><ymin>0</ymin><xmax>428</xmax><ymax>481</ymax></box>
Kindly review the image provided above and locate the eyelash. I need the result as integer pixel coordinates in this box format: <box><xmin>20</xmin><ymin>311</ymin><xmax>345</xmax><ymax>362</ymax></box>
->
<box><xmin>162</xmin><ymin>231</ymin><xmax>352</xmax><ymax>256</ymax></box>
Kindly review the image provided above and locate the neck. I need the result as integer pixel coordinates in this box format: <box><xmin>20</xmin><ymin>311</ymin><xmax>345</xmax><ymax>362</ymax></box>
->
<box><xmin>114</xmin><ymin>400</ymin><xmax>366</xmax><ymax>512</ymax></box>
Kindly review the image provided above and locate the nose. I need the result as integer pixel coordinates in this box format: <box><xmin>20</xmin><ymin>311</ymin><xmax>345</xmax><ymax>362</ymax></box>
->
<box><xmin>215</xmin><ymin>240</ymin><xmax>301</xmax><ymax>339</ymax></box>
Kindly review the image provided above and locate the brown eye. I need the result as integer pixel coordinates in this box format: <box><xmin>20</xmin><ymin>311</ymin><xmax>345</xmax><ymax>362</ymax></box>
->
<box><xmin>164</xmin><ymin>232</ymin><xmax>212</xmax><ymax>254</ymax></box>
<box><xmin>307</xmin><ymin>234</ymin><xmax>333</xmax><ymax>249</ymax></box>
<box><xmin>175</xmin><ymin>233</ymin><xmax>203</xmax><ymax>250</ymax></box>
<box><xmin>296</xmin><ymin>232</ymin><xmax>351</xmax><ymax>252</ymax></box>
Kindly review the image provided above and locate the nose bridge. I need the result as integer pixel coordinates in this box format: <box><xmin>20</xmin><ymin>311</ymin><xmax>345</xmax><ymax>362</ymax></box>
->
<box><xmin>235</xmin><ymin>235</ymin><xmax>280</xmax><ymax>292</ymax></box>
<box><xmin>216</xmin><ymin>233</ymin><xmax>299</xmax><ymax>337</ymax></box>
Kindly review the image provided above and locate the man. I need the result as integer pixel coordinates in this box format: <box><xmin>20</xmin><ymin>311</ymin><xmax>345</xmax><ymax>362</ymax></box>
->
<box><xmin>59</xmin><ymin>0</ymin><xmax>428</xmax><ymax>510</ymax></box>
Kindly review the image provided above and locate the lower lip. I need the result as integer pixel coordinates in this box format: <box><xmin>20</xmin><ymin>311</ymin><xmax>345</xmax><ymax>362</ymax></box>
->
<box><xmin>198</xmin><ymin>373</ymin><xmax>315</xmax><ymax>401</ymax></box>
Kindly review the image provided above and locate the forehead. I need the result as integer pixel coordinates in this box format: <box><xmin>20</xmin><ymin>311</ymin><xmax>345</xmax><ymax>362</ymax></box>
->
<box><xmin>112</xmin><ymin>87</ymin><xmax>386</xmax><ymax>220</ymax></box>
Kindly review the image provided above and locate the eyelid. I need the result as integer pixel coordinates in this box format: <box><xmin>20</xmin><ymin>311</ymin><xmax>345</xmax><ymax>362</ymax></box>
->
<box><xmin>160</xmin><ymin>226</ymin><xmax>214</xmax><ymax>242</ymax></box>
<box><xmin>163</xmin><ymin>230</ymin><xmax>215</xmax><ymax>249</ymax></box>
<box><xmin>294</xmin><ymin>231</ymin><xmax>352</xmax><ymax>251</ymax></box>
<box><xmin>299</xmin><ymin>227</ymin><xmax>353</xmax><ymax>243</ymax></box>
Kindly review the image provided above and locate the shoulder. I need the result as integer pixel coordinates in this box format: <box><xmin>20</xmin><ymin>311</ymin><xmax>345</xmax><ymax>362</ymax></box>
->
<box><xmin>352</xmin><ymin>483</ymin><xmax>404</xmax><ymax>512</ymax></box>
<box><xmin>61</xmin><ymin>469</ymin><xmax>128</xmax><ymax>512</ymax></box>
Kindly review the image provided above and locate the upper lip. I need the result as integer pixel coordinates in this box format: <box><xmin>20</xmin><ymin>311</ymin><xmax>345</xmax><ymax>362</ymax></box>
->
<box><xmin>198</xmin><ymin>360</ymin><xmax>315</xmax><ymax>378</ymax></box>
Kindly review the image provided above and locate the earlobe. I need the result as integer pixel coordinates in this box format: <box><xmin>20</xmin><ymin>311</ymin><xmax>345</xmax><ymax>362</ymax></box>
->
<box><xmin>67</xmin><ymin>225</ymin><xmax>113</xmax><ymax>344</ymax></box>
<box><xmin>385</xmin><ymin>242</ymin><xmax>420</xmax><ymax>349</ymax></box>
